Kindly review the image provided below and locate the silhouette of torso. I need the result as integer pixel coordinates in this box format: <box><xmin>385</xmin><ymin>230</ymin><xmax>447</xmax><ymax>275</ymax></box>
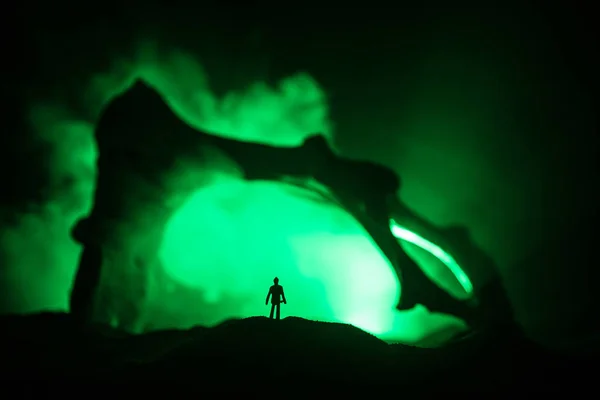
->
<box><xmin>268</xmin><ymin>284</ymin><xmax>284</xmax><ymax>304</ymax></box>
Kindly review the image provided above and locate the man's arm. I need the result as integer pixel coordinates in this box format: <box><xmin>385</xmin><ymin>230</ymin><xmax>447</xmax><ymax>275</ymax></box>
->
<box><xmin>281</xmin><ymin>287</ymin><xmax>286</xmax><ymax>304</ymax></box>
<box><xmin>266</xmin><ymin>287</ymin><xmax>272</xmax><ymax>305</ymax></box>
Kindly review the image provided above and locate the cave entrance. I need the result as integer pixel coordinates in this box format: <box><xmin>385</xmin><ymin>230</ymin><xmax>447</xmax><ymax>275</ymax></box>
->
<box><xmin>157</xmin><ymin>175</ymin><xmax>470</xmax><ymax>343</ymax></box>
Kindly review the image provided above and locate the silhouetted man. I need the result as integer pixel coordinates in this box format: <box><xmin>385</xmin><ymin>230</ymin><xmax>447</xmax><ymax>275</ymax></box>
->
<box><xmin>265</xmin><ymin>277</ymin><xmax>286</xmax><ymax>320</ymax></box>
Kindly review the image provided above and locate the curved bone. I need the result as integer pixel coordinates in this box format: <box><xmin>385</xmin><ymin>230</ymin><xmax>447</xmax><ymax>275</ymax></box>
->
<box><xmin>71</xmin><ymin>81</ymin><xmax>510</xmax><ymax>330</ymax></box>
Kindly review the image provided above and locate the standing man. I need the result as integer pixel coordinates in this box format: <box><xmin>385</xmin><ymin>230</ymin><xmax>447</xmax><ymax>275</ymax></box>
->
<box><xmin>265</xmin><ymin>277</ymin><xmax>287</xmax><ymax>320</ymax></box>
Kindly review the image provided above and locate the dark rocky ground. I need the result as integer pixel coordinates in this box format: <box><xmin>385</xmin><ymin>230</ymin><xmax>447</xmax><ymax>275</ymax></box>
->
<box><xmin>0</xmin><ymin>312</ymin><xmax>594</xmax><ymax>392</ymax></box>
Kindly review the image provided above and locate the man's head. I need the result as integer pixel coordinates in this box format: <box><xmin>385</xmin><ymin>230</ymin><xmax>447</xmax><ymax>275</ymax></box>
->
<box><xmin>273</xmin><ymin>277</ymin><xmax>279</xmax><ymax>284</ymax></box>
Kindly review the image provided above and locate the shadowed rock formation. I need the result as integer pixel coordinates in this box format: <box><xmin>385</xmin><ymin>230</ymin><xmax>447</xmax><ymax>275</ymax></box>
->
<box><xmin>70</xmin><ymin>81</ymin><xmax>512</xmax><ymax>333</ymax></box>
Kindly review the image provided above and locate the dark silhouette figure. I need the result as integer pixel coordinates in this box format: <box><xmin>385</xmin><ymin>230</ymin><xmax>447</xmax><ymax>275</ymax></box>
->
<box><xmin>265</xmin><ymin>277</ymin><xmax>286</xmax><ymax>320</ymax></box>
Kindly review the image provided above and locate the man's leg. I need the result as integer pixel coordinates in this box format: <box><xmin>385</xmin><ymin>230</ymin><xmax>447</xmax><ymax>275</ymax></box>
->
<box><xmin>270</xmin><ymin>304</ymin><xmax>275</xmax><ymax>319</ymax></box>
<box><xmin>276</xmin><ymin>303</ymin><xmax>280</xmax><ymax>320</ymax></box>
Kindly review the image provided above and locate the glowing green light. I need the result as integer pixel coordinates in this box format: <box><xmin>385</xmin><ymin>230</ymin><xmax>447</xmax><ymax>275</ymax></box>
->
<box><xmin>157</xmin><ymin>178</ymin><xmax>470</xmax><ymax>344</ymax></box>
<box><xmin>389</xmin><ymin>219</ymin><xmax>474</xmax><ymax>295</ymax></box>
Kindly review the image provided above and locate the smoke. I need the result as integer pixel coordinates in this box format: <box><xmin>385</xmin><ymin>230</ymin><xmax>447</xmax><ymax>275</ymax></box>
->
<box><xmin>1</xmin><ymin>37</ymin><xmax>470</xmax><ymax>344</ymax></box>
<box><xmin>136</xmin><ymin>46</ymin><xmax>333</xmax><ymax>146</ymax></box>
<box><xmin>0</xmin><ymin>41</ymin><xmax>333</xmax><ymax>314</ymax></box>
<box><xmin>2</xmin><ymin>1</ymin><xmax>593</xmax><ymax>350</ymax></box>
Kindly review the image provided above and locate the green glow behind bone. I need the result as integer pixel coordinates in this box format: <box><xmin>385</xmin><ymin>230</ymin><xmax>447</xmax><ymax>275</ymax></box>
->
<box><xmin>159</xmin><ymin>176</ymin><xmax>468</xmax><ymax>343</ymax></box>
<box><xmin>159</xmin><ymin>178</ymin><xmax>399</xmax><ymax>333</ymax></box>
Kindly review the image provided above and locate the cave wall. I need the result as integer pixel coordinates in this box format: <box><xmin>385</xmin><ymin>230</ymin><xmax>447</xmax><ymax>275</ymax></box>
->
<box><xmin>69</xmin><ymin>81</ymin><xmax>508</xmax><ymax>334</ymax></box>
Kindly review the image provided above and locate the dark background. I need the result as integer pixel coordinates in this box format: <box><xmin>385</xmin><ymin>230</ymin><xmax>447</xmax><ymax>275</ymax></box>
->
<box><xmin>2</xmin><ymin>0</ymin><xmax>597</xmax><ymax>352</ymax></box>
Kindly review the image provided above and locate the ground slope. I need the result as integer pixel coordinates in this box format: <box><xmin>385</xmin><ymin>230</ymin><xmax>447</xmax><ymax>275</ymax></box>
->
<box><xmin>1</xmin><ymin>313</ymin><xmax>592</xmax><ymax>391</ymax></box>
